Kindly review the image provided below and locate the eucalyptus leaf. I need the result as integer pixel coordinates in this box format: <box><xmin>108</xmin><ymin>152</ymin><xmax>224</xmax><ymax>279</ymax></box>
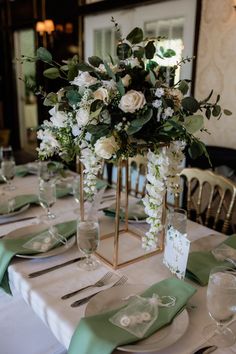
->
<box><xmin>43</xmin><ymin>92</ymin><xmax>58</xmax><ymax>106</ymax></box>
<box><xmin>188</xmin><ymin>141</ymin><xmax>205</xmax><ymax>159</ymax></box>
<box><xmin>43</xmin><ymin>67</ymin><xmax>60</xmax><ymax>79</ymax></box>
<box><xmin>131</xmin><ymin>108</ymin><xmax>153</xmax><ymax>127</ymax></box>
<box><xmin>149</xmin><ymin>70</ymin><xmax>156</xmax><ymax>87</ymax></box>
<box><xmin>178</xmin><ymin>80</ymin><xmax>189</xmax><ymax>95</ymax></box>
<box><xmin>184</xmin><ymin>115</ymin><xmax>204</xmax><ymax>134</ymax></box>
<box><xmin>163</xmin><ymin>49</ymin><xmax>176</xmax><ymax>58</ymax></box>
<box><xmin>133</xmin><ymin>46</ymin><xmax>145</xmax><ymax>59</ymax></box>
<box><xmin>36</xmin><ymin>47</ymin><xmax>52</xmax><ymax>63</ymax></box>
<box><xmin>67</xmin><ymin>64</ymin><xmax>79</xmax><ymax>81</ymax></box>
<box><xmin>103</xmin><ymin>61</ymin><xmax>116</xmax><ymax>81</ymax></box>
<box><xmin>206</xmin><ymin>107</ymin><xmax>211</xmax><ymax>119</ymax></box>
<box><xmin>117</xmin><ymin>43</ymin><xmax>132</xmax><ymax>60</ymax></box>
<box><xmin>224</xmin><ymin>109</ymin><xmax>232</xmax><ymax>116</ymax></box>
<box><xmin>126</xmin><ymin>27</ymin><xmax>143</xmax><ymax>44</ymax></box>
<box><xmin>116</xmin><ymin>77</ymin><xmax>125</xmax><ymax>96</ymax></box>
<box><xmin>77</xmin><ymin>62</ymin><xmax>95</xmax><ymax>72</ymax></box>
<box><xmin>88</xmin><ymin>56</ymin><xmax>103</xmax><ymax>68</ymax></box>
<box><xmin>87</xmin><ymin>124</ymin><xmax>110</xmax><ymax>137</ymax></box>
<box><xmin>60</xmin><ymin>65</ymin><xmax>69</xmax><ymax>71</ymax></box>
<box><xmin>212</xmin><ymin>105</ymin><xmax>221</xmax><ymax>117</ymax></box>
<box><xmin>145</xmin><ymin>41</ymin><xmax>156</xmax><ymax>59</ymax></box>
<box><xmin>90</xmin><ymin>106</ymin><xmax>103</xmax><ymax>119</ymax></box>
<box><xmin>126</xmin><ymin>125</ymin><xmax>142</xmax><ymax>135</ymax></box>
<box><xmin>66</xmin><ymin>90</ymin><xmax>81</xmax><ymax>107</ymax></box>
<box><xmin>182</xmin><ymin>96</ymin><xmax>199</xmax><ymax>113</ymax></box>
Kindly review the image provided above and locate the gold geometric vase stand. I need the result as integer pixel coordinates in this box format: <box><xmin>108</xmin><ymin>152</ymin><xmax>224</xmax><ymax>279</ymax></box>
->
<box><xmin>79</xmin><ymin>159</ymin><xmax>165</xmax><ymax>270</ymax></box>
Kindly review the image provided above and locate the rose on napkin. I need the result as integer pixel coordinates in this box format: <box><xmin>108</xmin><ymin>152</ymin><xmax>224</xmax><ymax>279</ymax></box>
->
<box><xmin>0</xmin><ymin>220</ymin><xmax>77</xmax><ymax>294</ymax></box>
<box><xmin>186</xmin><ymin>234</ymin><xmax>236</xmax><ymax>286</ymax></box>
<box><xmin>68</xmin><ymin>278</ymin><xmax>196</xmax><ymax>354</ymax></box>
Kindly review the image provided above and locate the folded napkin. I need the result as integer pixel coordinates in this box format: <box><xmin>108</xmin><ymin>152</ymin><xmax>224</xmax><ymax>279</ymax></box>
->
<box><xmin>186</xmin><ymin>234</ymin><xmax>236</xmax><ymax>286</ymax></box>
<box><xmin>103</xmin><ymin>200</ymin><xmax>146</xmax><ymax>221</ymax></box>
<box><xmin>68</xmin><ymin>278</ymin><xmax>196</xmax><ymax>354</ymax></box>
<box><xmin>0</xmin><ymin>220</ymin><xmax>77</xmax><ymax>295</ymax></box>
<box><xmin>0</xmin><ymin>187</ymin><xmax>71</xmax><ymax>215</ymax></box>
<box><xmin>0</xmin><ymin>165</ymin><xmax>37</xmax><ymax>182</ymax></box>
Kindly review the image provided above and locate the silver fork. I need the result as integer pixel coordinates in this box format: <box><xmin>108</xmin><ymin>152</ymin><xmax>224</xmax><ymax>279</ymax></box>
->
<box><xmin>61</xmin><ymin>271</ymin><xmax>114</xmax><ymax>300</ymax></box>
<box><xmin>70</xmin><ymin>274</ymin><xmax>128</xmax><ymax>307</ymax></box>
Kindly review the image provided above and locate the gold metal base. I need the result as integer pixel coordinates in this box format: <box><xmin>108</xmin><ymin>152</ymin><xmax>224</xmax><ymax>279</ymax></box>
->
<box><xmin>95</xmin><ymin>227</ymin><xmax>164</xmax><ymax>269</ymax></box>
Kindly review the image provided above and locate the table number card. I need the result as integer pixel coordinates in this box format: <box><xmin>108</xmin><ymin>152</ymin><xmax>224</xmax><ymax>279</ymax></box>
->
<box><xmin>163</xmin><ymin>226</ymin><xmax>190</xmax><ymax>279</ymax></box>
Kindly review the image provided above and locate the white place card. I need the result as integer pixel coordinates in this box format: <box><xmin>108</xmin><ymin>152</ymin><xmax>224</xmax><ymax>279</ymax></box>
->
<box><xmin>163</xmin><ymin>226</ymin><xmax>190</xmax><ymax>279</ymax></box>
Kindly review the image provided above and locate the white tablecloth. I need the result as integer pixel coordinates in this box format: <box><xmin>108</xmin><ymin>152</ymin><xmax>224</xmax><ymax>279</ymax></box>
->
<box><xmin>1</xmin><ymin>173</ymin><xmax>236</xmax><ymax>354</ymax></box>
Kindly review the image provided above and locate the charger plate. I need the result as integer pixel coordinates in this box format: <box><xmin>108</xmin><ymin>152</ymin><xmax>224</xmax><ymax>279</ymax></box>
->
<box><xmin>85</xmin><ymin>284</ymin><xmax>189</xmax><ymax>353</ymax></box>
<box><xmin>4</xmin><ymin>224</ymin><xmax>75</xmax><ymax>259</ymax></box>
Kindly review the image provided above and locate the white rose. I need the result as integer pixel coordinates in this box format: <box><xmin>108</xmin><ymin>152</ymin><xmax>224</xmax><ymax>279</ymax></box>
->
<box><xmin>97</xmin><ymin>63</ymin><xmax>120</xmax><ymax>73</ymax></box>
<box><xmin>70</xmin><ymin>72</ymin><xmax>97</xmax><ymax>87</ymax></box>
<box><xmin>94</xmin><ymin>136</ymin><xmax>119</xmax><ymax>159</ymax></box>
<box><xmin>76</xmin><ymin>108</ymin><xmax>90</xmax><ymax>126</ymax></box>
<box><xmin>94</xmin><ymin>87</ymin><xmax>109</xmax><ymax>104</ymax></box>
<box><xmin>49</xmin><ymin>107</ymin><xmax>67</xmax><ymax>128</ymax></box>
<box><xmin>118</xmin><ymin>90</ymin><xmax>146</xmax><ymax>113</ymax></box>
<box><xmin>121</xmin><ymin>74</ymin><xmax>131</xmax><ymax>87</ymax></box>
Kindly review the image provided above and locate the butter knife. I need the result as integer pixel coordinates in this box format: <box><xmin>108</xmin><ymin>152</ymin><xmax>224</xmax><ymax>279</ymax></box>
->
<box><xmin>28</xmin><ymin>256</ymin><xmax>85</xmax><ymax>278</ymax></box>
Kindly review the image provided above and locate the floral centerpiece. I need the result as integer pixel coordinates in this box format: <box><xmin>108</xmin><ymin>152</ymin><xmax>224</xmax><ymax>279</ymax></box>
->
<box><xmin>22</xmin><ymin>21</ymin><xmax>230</xmax><ymax>251</ymax></box>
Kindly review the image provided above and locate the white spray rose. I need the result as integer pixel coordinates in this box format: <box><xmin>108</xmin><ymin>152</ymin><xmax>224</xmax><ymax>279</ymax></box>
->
<box><xmin>94</xmin><ymin>87</ymin><xmax>109</xmax><ymax>104</ymax></box>
<box><xmin>94</xmin><ymin>136</ymin><xmax>119</xmax><ymax>159</ymax></box>
<box><xmin>118</xmin><ymin>90</ymin><xmax>146</xmax><ymax>113</ymax></box>
<box><xmin>76</xmin><ymin>108</ymin><xmax>90</xmax><ymax>126</ymax></box>
<box><xmin>70</xmin><ymin>72</ymin><xmax>97</xmax><ymax>87</ymax></box>
<box><xmin>97</xmin><ymin>63</ymin><xmax>120</xmax><ymax>74</ymax></box>
<box><xmin>49</xmin><ymin>107</ymin><xmax>67</xmax><ymax>128</ymax></box>
<box><xmin>121</xmin><ymin>74</ymin><xmax>131</xmax><ymax>87</ymax></box>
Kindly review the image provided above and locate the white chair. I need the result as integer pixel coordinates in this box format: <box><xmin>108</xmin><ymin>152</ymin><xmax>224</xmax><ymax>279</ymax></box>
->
<box><xmin>0</xmin><ymin>290</ymin><xmax>67</xmax><ymax>354</ymax></box>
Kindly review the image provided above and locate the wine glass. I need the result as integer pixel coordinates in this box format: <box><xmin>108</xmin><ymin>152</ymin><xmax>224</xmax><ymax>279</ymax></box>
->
<box><xmin>203</xmin><ymin>266</ymin><xmax>236</xmax><ymax>347</ymax></box>
<box><xmin>38</xmin><ymin>179</ymin><xmax>56</xmax><ymax>221</ymax></box>
<box><xmin>0</xmin><ymin>146</ymin><xmax>16</xmax><ymax>191</ymax></box>
<box><xmin>77</xmin><ymin>218</ymin><xmax>100</xmax><ymax>271</ymax></box>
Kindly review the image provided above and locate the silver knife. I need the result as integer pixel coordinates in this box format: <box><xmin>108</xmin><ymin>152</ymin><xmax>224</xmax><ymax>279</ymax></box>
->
<box><xmin>0</xmin><ymin>216</ymin><xmax>37</xmax><ymax>226</ymax></box>
<box><xmin>28</xmin><ymin>256</ymin><xmax>85</xmax><ymax>278</ymax></box>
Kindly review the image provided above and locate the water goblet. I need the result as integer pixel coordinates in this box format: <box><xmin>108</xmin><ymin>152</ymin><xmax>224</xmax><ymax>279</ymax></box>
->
<box><xmin>168</xmin><ymin>207</ymin><xmax>187</xmax><ymax>236</ymax></box>
<box><xmin>203</xmin><ymin>265</ymin><xmax>236</xmax><ymax>348</ymax></box>
<box><xmin>77</xmin><ymin>218</ymin><xmax>100</xmax><ymax>271</ymax></box>
<box><xmin>1</xmin><ymin>159</ymin><xmax>16</xmax><ymax>191</ymax></box>
<box><xmin>38</xmin><ymin>179</ymin><xmax>56</xmax><ymax>222</ymax></box>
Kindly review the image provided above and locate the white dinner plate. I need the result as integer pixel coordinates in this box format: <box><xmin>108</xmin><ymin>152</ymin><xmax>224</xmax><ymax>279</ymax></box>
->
<box><xmin>0</xmin><ymin>204</ymin><xmax>30</xmax><ymax>219</ymax></box>
<box><xmin>4</xmin><ymin>224</ymin><xmax>76</xmax><ymax>259</ymax></box>
<box><xmin>85</xmin><ymin>284</ymin><xmax>189</xmax><ymax>353</ymax></box>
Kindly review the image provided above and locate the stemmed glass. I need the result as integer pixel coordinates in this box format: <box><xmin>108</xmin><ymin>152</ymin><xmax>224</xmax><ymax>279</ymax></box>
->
<box><xmin>77</xmin><ymin>217</ymin><xmax>100</xmax><ymax>271</ymax></box>
<box><xmin>0</xmin><ymin>146</ymin><xmax>16</xmax><ymax>191</ymax></box>
<box><xmin>203</xmin><ymin>266</ymin><xmax>236</xmax><ymax>347</ymax></box>
<box><xmin>38</xmin><ymin>179</ymin><xmax>56</xmax><ymax>222</ymax></box>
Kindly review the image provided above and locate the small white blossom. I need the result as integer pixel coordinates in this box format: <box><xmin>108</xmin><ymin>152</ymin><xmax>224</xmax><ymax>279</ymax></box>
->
<box><xmin>152</xmin><ymin>99</ymin><xmax>162</xmax><ymax>109</ymax></box>
<box><xmin>155</xmin><ymin>88</ymin><xmax>164</xmax><ymax>98</ymax></box>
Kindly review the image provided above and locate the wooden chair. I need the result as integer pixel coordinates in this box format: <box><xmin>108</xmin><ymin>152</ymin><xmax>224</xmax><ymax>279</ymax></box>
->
<box><xmin>179</xmin><ymin>168</ymin><xmax>236</xmax><ymax>234</ymax></box>
<box><xmin>128</xmin><ymin>155</ymin><xmax>147</xmax><ymax>198</ymax></box>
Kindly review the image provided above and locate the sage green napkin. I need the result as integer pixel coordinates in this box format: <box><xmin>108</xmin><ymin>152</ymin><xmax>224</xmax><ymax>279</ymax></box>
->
<box><xmin>68</xmin><ymin>278</ymin><xmax>196</xmax><ymax>354</ymax></box>
<box><xmin>186</xmin><ymin>234</ymin><xmax>236</xmax><ymax>286</ymax></box>
<box><xmin>0</xmin><ymin>187</ymin><xmax>71</xmax><ymax>215</ymax></box>
<box><xmin>0</xmin><ymin>166</ymin><xmax>36</xmax><ymax>182</ymax></box>
<box><xmin>0</xmin><ymin>220</ymin><xmax>76</xmax><ymax>295</ymax></box>
<box><xmin>103</xmin><ymin>200</ymin><xmax>146</xmax><ymax>221</ymax></box>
